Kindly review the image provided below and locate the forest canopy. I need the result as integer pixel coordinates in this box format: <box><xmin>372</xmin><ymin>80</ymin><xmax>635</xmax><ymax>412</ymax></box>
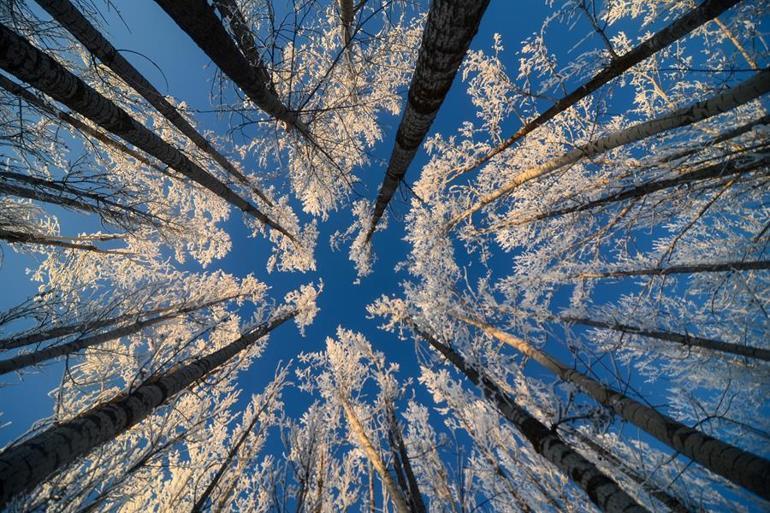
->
<box><xmin>0</xmin><ymin>0</ymin><xmax>768</xmax><ymax>512</ymax></box>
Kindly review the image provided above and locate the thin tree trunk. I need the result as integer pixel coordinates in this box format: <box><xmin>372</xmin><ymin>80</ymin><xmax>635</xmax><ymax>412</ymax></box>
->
<box><xmin>34</xmin><ymin>0</ymin><xmax>260</xmax><ymax>193</ymax></box>
<box><xmin>447</xmin><ymin>68</ymin><xmax>770</xmax><ymax>229</ymax></box>
<box><xmin>338</xmin><ymin>396</ymin><xmax>410</xmax><ymax>513</ymax></box>
<box><xmin>0</xmin><ymin>299</ymin><xmax>228</xmax><ymax>375</ymax></box>
<box><xmin>386</xmin><ymin>406</ymin><xmax>427</xmax><ymax>513</ymax></box>
<box><xmin>408</xmin><ymin>319</ymin><xmax>649</xmax><ymax>513</ymax></box>
<box><xmin>448</xmin><ymin>0</ymin><xmax>742</xmax><ymax>181</ymax></box>
<box><xmin>485</xmin><ymin>153</ymin><xmax>770</xmax><ymax>232</ymax></box>
<box><xmin>153</xmin><ymin>0</ymin><xmax>299</xmax><ymax>130</ymax></box>
<box><xmin>565</xmin><ymin>427</ymin><xmax>694</xmax><ymax>513</ymax></box>
<box><xmin>0</xmin><ymin>74</ymin><xmax>167</xmax><ymax>176</ymax></box>
<box><xmin>0</xmin><ymin>23</ymin><xmax>294</xmax><ymax>240</ymax></box>
<box><xmin>0</xmin><ymin>310</ymin><xmax>295</xmax><ymax>508</ymax></box>
<box><xmin>0</xmin><ymin>294</ymin><xmax>240</xmax><ymax>351</ymax></box>
<box><xmin>455</xmin><ymin>313</ymin><xmax>770</xmax><ymax>500</ymax></box>
<box><xmin>339</xmin><ymin>0</ymin><xmax>355</xmax><ymax>47</ymax></box>
<box><xmin>364</xmin><ymin>0</ymin><xmax>491</xmax><ymax>241</ymax></box>
<box><xmin>558</xmin><ymin>314</ymin><xmax>770</xmax><ymax>363</ymax></box>
<box><xmin>576</xmin><ymin>259</ymin><xmax>770</xmax><ymax>279</ymax></box>
<box><xmin>0</xmin><ymin>229</ymin><xmax>126</xmax><ymax>255</ymax></box>
<box><xmin>189</xmin><ymin>390</ymin><xmax>275</xmax><ymax>513</ymax></box>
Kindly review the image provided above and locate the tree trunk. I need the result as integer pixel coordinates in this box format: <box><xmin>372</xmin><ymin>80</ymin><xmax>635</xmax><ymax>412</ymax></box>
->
<box><xmin>408</xmin><ymin>319</ymin><xmax>649</xmax><ymax>513</ymax></box>
<box><xmin>576</xmin><ymin>259</ymin><xmax>770</xmax><ymax>279</ymax></box>
<box><xmin>455</xmin><ymin>314</ymin><xmax>770</xmax><ymax>501</ymax></box>
<box><xmin>365</xmin><ymin>0</ymin><xmax>491</xmax><ymax>241</ymax></box>
<box><xmin>447</xmin><ymin>68</ymin><xmax>770</xmax><ymax>229</ymax></box>
<box><xmin>189</xmin><ymin>390</ymin><xmax>275</xmax><ymax>513</ymax></box>
<box><xmin>0</xmin><ymin>294</ymin><xmax>240</xmax><ymax>351</ymax></box>
<box><xmin>338</xmin><ymin>396</ymin><xmax>410</xmax><ymax>513</ymax></box>
<box><xmin>0</xmin><ymin>23</ymin><xmax>294</xmax><ymax>240</ymax></box>
<box><xmin>0</xmin><ymin>298</ymin><xmax>230</xmax><ymax>375</ymax></box>
<box><xmin>558</xmin><ymin>314</ymin><xmax>770</xmax><ymax>363</ymax></box>
<box><xmin>0</xmin><ymin>310</ymin><xmax>294</xmax><ymax>508</ymax></box>
<box><xmin>153</xmin><ymin>0</ymin><xmax>299</xmax><ymax>130</ymax></box>
<box><xmin>0</xmin><ymin>229</ymin><xmax>126</xmax><ymax>255</ymax></box>
<box><xmin>34</xmin><ymin>0</ymin><xmax>258</xmax><ymax>192</ymax></box>
<box><xmin>486</xmin><ymin>153</ymin><xmax>770</xmax><ymax>231</ymax></box>
<box><xmin>386</xmin><ymin>406</ymin><xmax>426</xmax><ymax>513</ymax></box>
<box><xmin>565</xmin><ymin>427</ymin><xmax>694</xmax><ymax>513</ymax></box>
<box><xmin>339</xmin><ymin>0</ymin><xmax>355</xmax><ymax>47</ymax></box>
<box><xmin>448</xmin><ymin>0</ymin><xmax>742</xmax><ymax>180</ymax></box>
<box><xmin>0</xmin><ymin>74</ymin><xmax>167</xmax><ymax>176</ymax></box>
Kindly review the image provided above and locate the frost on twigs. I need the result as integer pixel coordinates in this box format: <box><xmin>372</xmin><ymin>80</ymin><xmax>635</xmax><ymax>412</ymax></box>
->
<box><xmin>330</xmin><ymin>200</ymin><xmax>387</xmax><ymax>280</ymax></box>
<box><xmin>281</xmin><ymin>281</ymin><xmax>323</xmax><ymax>336</ymax></box>
<box><xmin>367</xmin><ymin>295</ymin><xmax>409</xmax><ymax>337</ymax></box>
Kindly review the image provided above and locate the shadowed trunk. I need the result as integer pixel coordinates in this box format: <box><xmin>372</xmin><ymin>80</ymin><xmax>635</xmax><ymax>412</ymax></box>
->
<box><xmin>0</xmin><ymin>23</ymin><xmax>294</xmax><ymax>240</ymax></box>
<box><xmin>0</xmin><ymin>229</ymin><xmax>126</xmax><ymax>255</ymax></box>
<box><xmin>449</xmin><ymin>0</ymin><xmax>742</xmax><ymax>180</ymax></box>
<box><xmin>365</xmin><ymin>0</ymin><xmax>491</xmax><ymax>241</ymax></box>
<box><xmin>338</xmin><ymin>396</ymin><xmax>410</xmax><ymax>513</ymax></box>
<box><xmin>485</xmin><ymin>153</ymin><xmax>770</xmax><ymax>232</ymax></box>
<box><xmin>408</xmin><ymin>319</ymin><xmax>649</xmax><ymax>513</ymax></box>
<box><xmin>0</xmin><ymin>310</ymin><xmax>295</xmax><ymax>508</ymax></box>
<box><xmin>154</xmin><ymin>0</ymin><xmax>300</xmax><ymax>131</ymax></box>
<box><xmin>0</xmin><ymin>74</ymin><xmax>167</xmax><ymax>175</ymax></box>
<box><xmin>558</xmin><ymin>314</ymin><xmax>770</xmax><ymax>363</ymax></box>
<box><xmin>447</xmin><ymin>68</ymin><xmax>770</xmax><ymax>229</ymax></box>
<box><xmin>386</xmin><ymin>406</ymin><xmax>427</xmax><ymax>513</ymax></box>
<box><xmin>0</xmin><ymin>294</ymin><xmax>241</xmax><ymax>351</ymax></box>
<box><xmin>0</xmin><ymin>296</ymin><xmax>236</xmax><ymax>375</ymax></box>
<box><xmin>34</xmin><ymin>0</ymin><xmax>259</xmax><ymax>192</ymax></box>
<box><xmin>575</xmin><ymin>259</ymin><xmax>770</xmax><ymax>279</ymax></box>
<box><xmin>456</xmin><ymin>313</ymin><xmax>770</xmax><ymax>501</ymax></box>
<box><xmin>189</xmin><ymin>388</ymin><xmax>276</xmax><ymax>513</ymax></box>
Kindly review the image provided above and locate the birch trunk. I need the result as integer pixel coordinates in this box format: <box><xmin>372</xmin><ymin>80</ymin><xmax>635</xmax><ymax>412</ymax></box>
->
<box><xmin>365</xmin><ymin>0</ymin><xmax>491</xmax><ymax>240</ymax></box>
<box><xmin>485</xmin><ymin>153</ymin><xmax>770</xmax><ymax>232</ymax></box>
<box><xmin>33</xmin><ymin>0</ymin><xmax>256</xmax><ymax>191</ymax></box>
<box><xmin>455</xmin><ymin>314</ymin><xmax>770</xmax><ymax>500</ymax></box>
<box><xmin>0</xmin><ymin>294</ymin><xmax>240</xmax><ymax>350</ymax></box>
<box><xmin>576</xmin><ymin>259</ymin><xmax>770</xmax><ymax>279</ymax></box>
<box><xmin>447</xmin><ymin>68</ymin><xmax>770</xmax><ymax>229</ymax></box>
<box><xmin>0</xmin><ymin>310</ymin><xmax>295</xmax><ymax>508</ymax></box>
<box><xmin>0</xmin><ymin>23</ymin><xmax>294</xmax><ymax>240</ymax></box>
<box><xmin>558</xmin><ymin>314</ymin><xmax>770</xmax><ymax>363</ymax></box>
<box><xmin>408</xmin><ymin>320</ymin><xmax>649</xmax><ymax>513</ymax></box>
<box><xmin>0</xmin><ymin>74</ymin><xmax>166</xmax><ymax>175</ymax></box>
<box><xmin>0</xmin><ymin>297</ymin><xmax>233</xmax><ymax>375</ymax></box>
<box><xmin>448</xmin><ymin>0</ymin><xmax>742</xmax><ymax>180</ymax></box>
<box><xmin>338</xmin><ymin>396</ymin><xmax>410</xmax><ymax>513</ymax></box>
<box><xmin>153</xmin><ymin>0</ymin><xmax>299</xmax><ymax>130</ymax></box>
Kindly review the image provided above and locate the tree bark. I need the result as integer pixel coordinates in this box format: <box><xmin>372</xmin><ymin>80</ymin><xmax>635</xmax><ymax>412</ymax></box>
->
<box><xmin>0</xmin><ymin>298</ymin><xmax>232</xmax><ymax>375</ymax></box>
<box><xmin>338</xmin><ymin>396</ymin><xmax>410</xmax><ymax>513</ymax></box>
<box><xmin>365</xmin><ymin>0</ymin><xmax>491</xmax><ymax>241</ymax></box>
<box><xmin>0</xmin><ymin>23</ymin><xmax>294</xmax><ymax>240</ymax></box>
<box><xmin>0</xmin><ymin>74</ymin><xmax>167</xmax><ymax>176</ymax></box>
<box><xmin>0</xmin><ymin>310</ymin><xmax>295</xmax><ymax>508</ymax></box>
<box><xmin>0</xmin><ymin>294</ymin><xmax>240</xmax><ymax>351</ymax></box>
<box><xmin>408</xmin><ymin>319</ymin><xmax>649</xmax><ymax>513</ymax></box>
<box><xmin>486</xmin><ymin>153</ymin><xmax>770</xmax><ymax>231</ymax></box>
<box><xmin>447</xmin><ymin>68</ymin><xmax>770</xmax><ymax>229</ymax></box>
<box><xmin>153</xmin><ymin>0</ymin><xmax>299</xmax><ymax>130</ymax></box>
<box><xmin>386</xmin><ymin>405</ymin><xmax>427</xmax><ymax>513</ymax></box>
<box><xmin>189</xmin><ymin>389</ymin><xmax>275</xmax><ymax>513</ymax></box>
<box><xmin>558</xmin><ymin>314</ymin><xmax>770</xmax><ymax>363</ymax></box>
<box><xmin>576</xmin><ymin>259</ymin><xmax>770</xmax><ymax>279</ymax></box>
<box><xmin>449</xmin><ymin>0</ymin><xmax>742</xmax><ymax>181</ymax></box>
<box><xmin>0</xmin><ymin>229</ymin><xmax>126</xmax><ymax>255</ymax></box>
<box><xmin>455</xmin><ymin>313</ymin><xmax>770</xmax><ymax>501</ymax></box>
<box><xmin>34</xmin><ymin>0</ymin><xmax>257</xmax><ymax>191</ymax></box>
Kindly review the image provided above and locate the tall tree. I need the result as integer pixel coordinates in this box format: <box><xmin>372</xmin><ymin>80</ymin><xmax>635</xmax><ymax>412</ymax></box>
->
<box><xmin>365</xmin><ymin>0</ymin><xmax>491</xmax><ymax>241</ymax></box>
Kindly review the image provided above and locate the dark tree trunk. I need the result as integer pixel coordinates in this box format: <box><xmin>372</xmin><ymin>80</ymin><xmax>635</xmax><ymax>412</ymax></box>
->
<box><xmin>450</xmin><ymin>0</ymin><xmax>743</xmax><ymax>180</ymax></box>
<box><xmin>408</xmin><ymin>320</ymin><xmax>649</xmax><ymax>513</ymax></box>
<box><xmin>578</xmin><ymin>259</ymin><xmax>770</xmax><ymax>279</ymax></box>
<box><xmin>153</xmin><ymin>0</ymin><xmax>299</xmax><ymax>130</ymax></box>
<box><xmin>0</xmin><ymin>23</ymin><xmax>294</xmax><ymax>240</ymax></box>
<box><xmin>386</xmin><ymin>406</ymin><xmax>426</xmax><ymax>513</ymax></box>
<box><xmin>0</xmin><ymin>229</ymin><xmax>125</xmax><ymax>255</ymax></box>
<box><xmin>365</xmin><ymin>0</ymin><xmax>491</xmax><ymax>240</ymax></box>
<box><xmin>34</xmin><ymin>0</ymin><xmax>257</xmax><ymax>190</ymax></box>
<box><xmin>0</xmin><ymin>311</ymin><xmax>295</xmax><ymax>508</ymax></box>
